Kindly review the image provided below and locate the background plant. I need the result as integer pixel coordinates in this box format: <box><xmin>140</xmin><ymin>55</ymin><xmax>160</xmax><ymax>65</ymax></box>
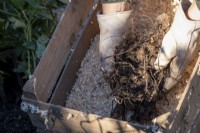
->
<box><xmin>0</xmin><ymin>0</ymin><xmax>65</xmax><ymax>86</ymax></box>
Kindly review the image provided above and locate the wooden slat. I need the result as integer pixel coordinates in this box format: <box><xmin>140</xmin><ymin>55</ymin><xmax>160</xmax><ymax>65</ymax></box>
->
<box><xmin>49</xmin><ymin>2</ymin><xmax>100</xmax><ymax>106</ymax></box>
<box><xmin>22</xmin><ymin>76</ymin><xmax>37</xmax><ymax>100</ymax></box>
<box><xmin>23</xmin><ymin>0</ymin><xmax>97</xmax><ymax>102</ymax></box>
<box><xmin>155</xmin><ymin>112</ymin><xmax>171</xmax><ymax>129</ymax></box>
<box><xmin>28</xmin><ymin>113</ymin><xmax>47</xmax><ymax>132</ymax></box>
<box><xmin>22</xmin><ymin>97</ymin><xmax>151</xmax><ymax>133</ymax></box>
<box><xmin>169</xmin><ymin>56</ymin><xmax>200</xmax><ymax>133</ymax></box>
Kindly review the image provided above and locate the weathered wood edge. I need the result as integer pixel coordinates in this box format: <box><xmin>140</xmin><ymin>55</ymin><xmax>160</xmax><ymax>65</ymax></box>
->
<box><xmin>155</xmin><ymin>57</ymin><xmax>200</xmax><ymax>132</ymax></box>
<box><xmin>22</xmin><ymin>96</ymin><xmax>152</xmax><ymax>133</ymax></box>
<box><xmin>23</xmin><ymin>0</ymin><xmax>97</xmax><ymax>102</ymax></box>
<box><xmin>169</xmin><ymin>56</ymin><xmax>200</xmax><ymax>133</ymax></box>
<box><xmin>49</xmin><ymin>1</ymin><xmax>100</xmax><ymax>106</ymax></box>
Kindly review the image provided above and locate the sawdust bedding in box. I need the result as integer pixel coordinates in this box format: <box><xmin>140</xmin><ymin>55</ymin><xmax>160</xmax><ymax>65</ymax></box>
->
<box><xmin>65</xmin><ymin>35</ymin><xmax>113</xmax><ymax>117</ymax></box>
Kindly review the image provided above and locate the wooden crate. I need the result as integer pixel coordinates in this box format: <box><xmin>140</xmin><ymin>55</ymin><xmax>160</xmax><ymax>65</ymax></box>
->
<box><xmin>21</xmin><ymin>1</ymin><xmax>200</xmax><ymax>132</ymax></box>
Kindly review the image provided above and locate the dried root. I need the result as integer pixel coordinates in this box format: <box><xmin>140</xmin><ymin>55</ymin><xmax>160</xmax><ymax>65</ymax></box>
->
<box><xmin>108</xmin><ymin>14</ymin><xmax>170</xmax><ymax>123</ymax></box>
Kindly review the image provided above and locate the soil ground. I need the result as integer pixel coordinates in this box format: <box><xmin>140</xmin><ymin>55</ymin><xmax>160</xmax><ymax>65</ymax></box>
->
<box><xmin>0</xmin><ymin>63</ymin><xmax>36</xmax><ymax>133</ymax></box>
<box><xmin>0</xmin><ymin>104</ymin><xmax>36</xmax><ymax>133</ymax></box>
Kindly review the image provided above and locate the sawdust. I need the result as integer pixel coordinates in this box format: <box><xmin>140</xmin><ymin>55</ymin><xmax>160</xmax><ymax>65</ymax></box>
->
<box><xmin>65</xmin><ymin>35</ymin><xmax>112</xmax><ymax>117</ymax></box>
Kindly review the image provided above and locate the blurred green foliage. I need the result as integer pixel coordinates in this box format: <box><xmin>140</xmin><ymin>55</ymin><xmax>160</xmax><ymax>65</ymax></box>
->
<box><xmin>0</xmin><ymin>0</ymin><xmax>65</xmax><ymax>84</ymax></box>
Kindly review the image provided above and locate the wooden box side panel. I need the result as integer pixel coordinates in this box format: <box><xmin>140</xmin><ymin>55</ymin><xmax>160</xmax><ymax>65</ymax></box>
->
<box><xmin>22</xmin><ymin>97</ymin><xmax>151</xmax><ymax>133</ymax></box>
<box><xmin>169</xmin><ymin>56</ymin><xmax>200</xmax><ymax>133</ymax></box>
<box><xmin>49</xmin><ymin>2</ymin><xmax>100</xmax><ymax>106</ymax></box>
<box><xmin>23</xmin><ymin>0</ymin><xmax>98</xmax><ymax>102</ymax></box>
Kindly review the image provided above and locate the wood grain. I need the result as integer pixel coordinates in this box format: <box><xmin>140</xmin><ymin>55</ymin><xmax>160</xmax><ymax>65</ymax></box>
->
<box><xmin>50</xmin><ymin>2</ymin><xmax>100</xmax><ymax>106</ymax></box>
<box><xmin>22</xmin><ymin>97</ymin><xmax>149</xmax><ymax>133</ymax></box>
<box><xmin>170</xmin><ymin>57</ymin><xmax>200</xmax><ymax>133</ymax></box>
